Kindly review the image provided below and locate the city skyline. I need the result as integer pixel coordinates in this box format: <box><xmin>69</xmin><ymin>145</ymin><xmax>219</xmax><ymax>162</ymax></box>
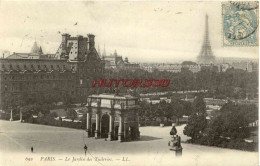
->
<box><xmin>0</xmin><ymin>1</ymin><xmax>258</xmax><ymax>63</ymax></box>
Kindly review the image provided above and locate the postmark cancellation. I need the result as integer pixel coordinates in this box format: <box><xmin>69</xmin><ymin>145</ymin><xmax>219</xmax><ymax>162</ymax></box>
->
<box><xmin>222</xmin><ymin>1</ymin><xmax>259</xmax><ymax>46</ymax></box>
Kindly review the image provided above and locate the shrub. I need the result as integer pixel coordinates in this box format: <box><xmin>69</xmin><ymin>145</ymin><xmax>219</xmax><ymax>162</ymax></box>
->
<box><xmin>188</xmin><ymin>136</ymin><xmax>258</xmax><ymax>151</ymax></box>
<box><xmin>25</xmin><ymin>114</ymin><xmax>84</xmax><ymax>130</ymax></box>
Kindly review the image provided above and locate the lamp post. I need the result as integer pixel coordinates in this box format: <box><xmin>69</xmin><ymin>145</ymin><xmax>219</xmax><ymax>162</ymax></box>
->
<box><xmin>9</xmin><ymin>107</ymin><xmax>13</xmax><ymax>121</ymax></box>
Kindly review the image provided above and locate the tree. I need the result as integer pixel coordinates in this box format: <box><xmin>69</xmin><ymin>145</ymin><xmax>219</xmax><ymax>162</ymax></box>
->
<box><xmin>139</xmin><ymin>100</ymin><xmax>150</xmax><ymax>124</ymax></box>
<box><xmin>170</xmin><ymin>99</ymin><xmax>184</xmax><ymax>125</ymax></box>
<box><xmin>157</xmin><ymin>100</ymin><xmax>167</xmax><ymax>123</ymax></box>
<box><xmin>50</xmin><ymin>112</ymin><xmax>58</xmax><ymax>118</ymax></box>
<box><xmin>165</xmin><ymin>102</ymin><xmax>174</xmax><ymax>123</ymax></box>
<box><xmin>198</xmin><ymin>102</ymin><xmax>258</xmax><ymax>148</ymax></box>
<box><xmin>214</xmin><ymin>102</ymin><xmax>256</xmax><ymax>139</ymax></box>
<box><xmin>183</xmin><ymin>95</ymin><xmax>207</xmax><ymax>142</ymax></box>
<box><xmin>22</xmin><ymin>105</ymin><xmax>36</xmax><ymax>121</ymax></box>
<box><xmin>192</xmin><ymin>95</ymin><xmax>206</xmax><ymax>115</ymax></box>
<box><xmin>66</xmin><ymin>108</ymin><xmax>77</xmax><ymax>122</ymax></box>
<box><xmin>1</xmin><ymin>93</ymin><xmax>27</xmax><ymax>120</ymax></box>
<box><xmin>63</xmin><ymin>93</ymin><xmax>73</xmax><ymax>108</ymax></box>
<box><xmin>35</xmin><ymin>103</ymin><xmax>51</xmax><ymax>116</ymax></box>
<box><xmin>182</xmin><ymin>100</ymin><xmax>192</xmax><ymax>116</ymax></box>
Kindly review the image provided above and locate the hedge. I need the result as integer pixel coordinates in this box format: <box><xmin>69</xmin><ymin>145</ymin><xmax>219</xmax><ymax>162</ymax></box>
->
<box><xmin>26</xmin><ymin>116</ymin><xmax>86</xmax><ymax>130</ymax></box>
<box><xmin>187</xmin><ymin>137</ymin><xmax>258</xmax><ymax>152</ymax></box>
<box><xmin>139</xmin><ymin>121</ymin><xmax>173</xmax><ymax>126</ymax></box>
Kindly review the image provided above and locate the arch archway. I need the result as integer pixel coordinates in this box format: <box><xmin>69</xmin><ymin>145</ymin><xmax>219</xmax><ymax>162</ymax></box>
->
<box><xmin>101</xmin><ymin>114</ymin><xmax>109</xmax><ymax>138</ymax></box>
<box><xmin>129</xmin><ymin>126</ymin><xmax>136</xmax><ymax>140</ymax></box>
<box><xmin>114</xmin><ymin>126</ymin><xmax>119</xmax><ymax>140</ymax></box>
<box><xmin>91</xmin><ymin>123</ymin><xmax>96</xmax><ymax>137</ymax></box>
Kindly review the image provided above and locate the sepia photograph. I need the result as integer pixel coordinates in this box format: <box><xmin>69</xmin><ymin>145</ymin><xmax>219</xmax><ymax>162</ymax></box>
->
<box><xmin>0</xmin><ymin>1</ymin><xmax>258</xmax><ymax>166</ymax></box>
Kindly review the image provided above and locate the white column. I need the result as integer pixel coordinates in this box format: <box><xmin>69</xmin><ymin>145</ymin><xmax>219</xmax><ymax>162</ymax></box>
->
<box><xmin>86</xmin><ymin>112</ymin><xmax>91</xmax><ymax>137</ymax></box>
<box><xmin>87</xmin><ymin>113</ymin><xmax>90</xmax><ymax>129</ymax></box>
<box><xmin>95</xmin><ymin>113</ymin><xmax>100</xmax><ymax>139</ymax></box>
<box><xmin>108</xmin><ymin>113</ymin><xmax>114</xmax><ymax>141</ymax></box>
<box><xmin>118</xmin><ymin>114</ymin><xmax>123</xmax><ymax>142</ymax></box>
<box><xmin>9</xmin><ymin>108</ymin><xmax>13</xmax><ymax>121</ymax></box>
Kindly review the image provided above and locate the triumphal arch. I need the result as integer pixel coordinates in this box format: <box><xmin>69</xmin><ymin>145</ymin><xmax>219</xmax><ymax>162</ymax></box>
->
<box><xmin>85</xmin><ymin>94</ymin><xmax>140</xmax><ymax>142</ymax></box>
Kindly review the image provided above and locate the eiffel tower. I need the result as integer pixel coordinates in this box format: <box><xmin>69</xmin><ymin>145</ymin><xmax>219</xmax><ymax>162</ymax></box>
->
<box><xmin>197</xmin><ymin>14</ymin><xmax>215</xmax><ymax>64</ymax></box>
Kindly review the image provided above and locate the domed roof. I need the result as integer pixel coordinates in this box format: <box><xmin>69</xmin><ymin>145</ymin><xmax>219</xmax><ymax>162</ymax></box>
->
<box><xmin>30</xmin><ymin>42</ymin><xmax>43</xmax><ymax>54</ymax></box>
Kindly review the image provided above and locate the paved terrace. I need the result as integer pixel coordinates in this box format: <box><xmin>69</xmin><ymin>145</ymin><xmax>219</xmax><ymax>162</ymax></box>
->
<box><xmin>0</xmin><ymin>120</ymin><xmax>257</xmax><ymax>166</ymax></box>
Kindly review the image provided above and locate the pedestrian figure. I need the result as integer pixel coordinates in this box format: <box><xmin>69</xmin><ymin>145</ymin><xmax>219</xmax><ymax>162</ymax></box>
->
<box><xmin>31</xmin><ymin>146</ymin><xmax>33</xmax><ymax>153</ymax></box>
<box><xmin>84</xmin><ymin>144</ymin><xmax>88</xmax><ymax>156</ymax></box>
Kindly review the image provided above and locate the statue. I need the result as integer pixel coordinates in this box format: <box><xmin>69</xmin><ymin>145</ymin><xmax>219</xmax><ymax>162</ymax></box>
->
<box><xmin>168</xmin><ymin>124</ymin><xmax>182</xmax><ymax>155</ymax></box>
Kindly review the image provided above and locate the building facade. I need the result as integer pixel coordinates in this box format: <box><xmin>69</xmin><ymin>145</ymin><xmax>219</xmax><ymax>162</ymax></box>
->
<box><xmin>85</xmin><ymin>94</ymin><xmax>140</xmax><ymax>142</ymax></box>
<box><xmin>102</xmin><ymin>50</ymin><xmax>140</xmax><ymax>71</ymax></box>
<box><xmin>231</xmin><ymin>62</ymin><xmax>258</xmax><ymax>72</ymax></box>
<box><xmin>0</xmin><ymin>59</ymin><xmax>77</xmax><ymax>107</ymax></box>
<box><xmin>0</xmin><ymin>33</ymin><xmax>104</xmax><ymax>108</ymax></box>
<box><xmin>55</xmin><ymin>33</ymin><xmax>105</xmax><ymax>96</ymax></box>
<box><xmin>140</xmin><ymin>62</ymin><xmax>232</xmax><ymax>73</ymax></box>
<box><xmin>141</xmin><ymin>63</ymin><xmax>200</xmax><ymax>73</ymax></box>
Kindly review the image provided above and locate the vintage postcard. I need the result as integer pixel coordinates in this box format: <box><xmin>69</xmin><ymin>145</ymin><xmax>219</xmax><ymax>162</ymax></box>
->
<box><xmin>0</xmin><ymin>1</ymin><xmax>258</xmax><ymax>166</ymax></box>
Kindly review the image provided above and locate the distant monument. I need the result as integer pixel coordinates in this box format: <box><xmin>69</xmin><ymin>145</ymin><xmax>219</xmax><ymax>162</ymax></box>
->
<box><xmin>197</xmin><ymin>14</ymin><xmax>215</xmax><ymax>64</ymax></box>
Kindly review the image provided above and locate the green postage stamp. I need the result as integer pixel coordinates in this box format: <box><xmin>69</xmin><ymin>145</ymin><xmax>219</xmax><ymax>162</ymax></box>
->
<box><xmin>222</xmin><ymin>1</ymin><xmax>259</xmax><ymax>46</ymax></box>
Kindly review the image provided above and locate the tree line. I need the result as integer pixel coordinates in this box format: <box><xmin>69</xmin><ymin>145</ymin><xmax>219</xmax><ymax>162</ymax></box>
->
<box><xmin>139</xmin><ymin>98</ymin><xmax>192</xmax><ymax>126</ymax></box>
<box><xmin>183</xmin><ymin>95</ymin><xmax>258</xmax><ymax>151</ymax></box>
<box><xmin>1</xmin><ymin>67</ymin><xmax>257</xmax><ymax>111</ymax></box>
<box><xmin>97</xmin><ymin>67</ymin><xmax>258</xmax><ymax>100</ymax></box>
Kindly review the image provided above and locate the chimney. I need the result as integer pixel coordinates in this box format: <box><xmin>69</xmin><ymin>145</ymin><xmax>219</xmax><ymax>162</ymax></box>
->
<box><xmin>62</xmin><ymin>33</ymin><xmax>70</xmax><ymax>44</ymax></box>
<box><xmin>61</xmin><ymin>33</ymin><xmax>70</xmax><ymax>58</ymax></box>
<box><xmin>87</xmin><ymin>34</ymin><xmax>95</xmax><ymax>50</ymax></box>
<box><xmin>77</xmin><ymin>35</ymin><xmax>83</xmax><ymax>39</ymax></box>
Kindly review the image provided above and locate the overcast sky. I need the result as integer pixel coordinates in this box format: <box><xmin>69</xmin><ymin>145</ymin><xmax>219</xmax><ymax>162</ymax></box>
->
<box><xmin>0</xmin><ymin>1</ymin><xmax>258</xmax><ymax>63</ymax></box>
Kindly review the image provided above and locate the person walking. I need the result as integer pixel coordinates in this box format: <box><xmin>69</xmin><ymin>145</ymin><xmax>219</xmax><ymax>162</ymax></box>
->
<box><xmin>84</xmin><ymin>144</ymin><xmax>88</xmax><ymax>156</ymax></box>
